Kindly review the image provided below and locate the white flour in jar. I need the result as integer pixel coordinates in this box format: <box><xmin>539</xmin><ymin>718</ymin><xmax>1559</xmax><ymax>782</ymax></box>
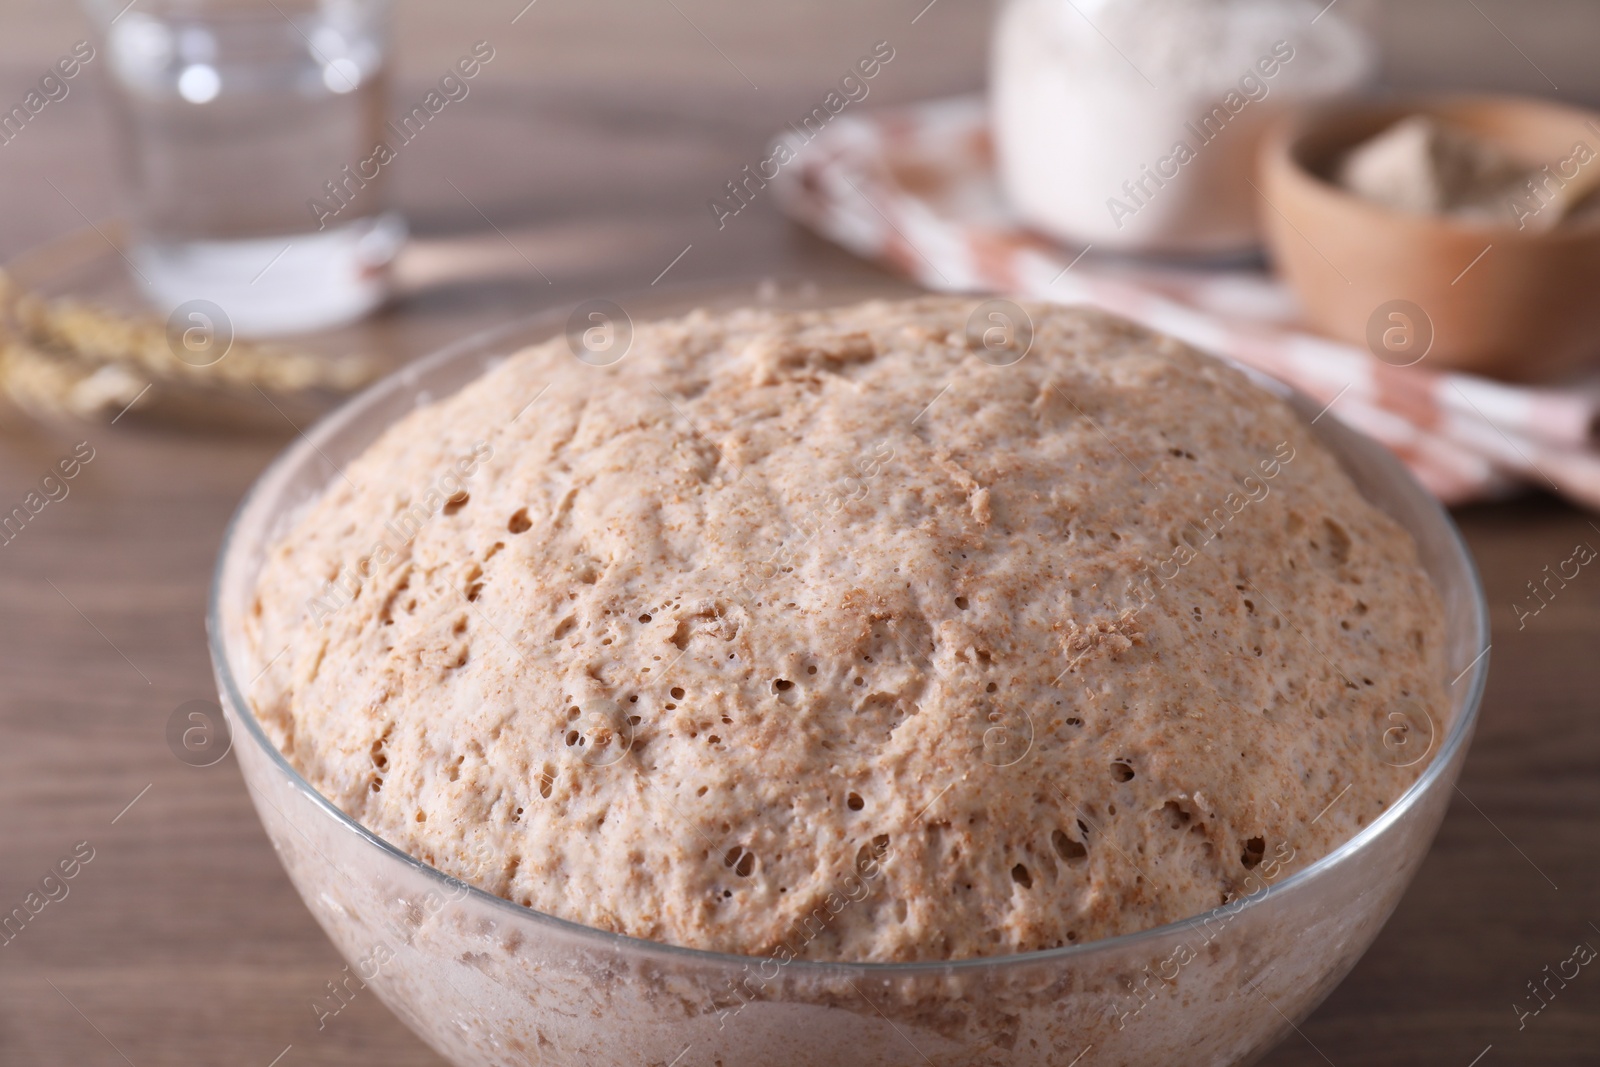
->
<box><xmin>991</xmin><ymin>0</ymin><xmax>1372</xmax><ymax>256</ymax></box>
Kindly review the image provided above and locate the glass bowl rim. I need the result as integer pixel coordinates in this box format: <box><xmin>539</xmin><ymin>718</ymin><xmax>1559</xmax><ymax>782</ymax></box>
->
<box><xmin>208</xmin><ymin>293</ymin><xmax>1491</xmax><ymax>978</ymax></box>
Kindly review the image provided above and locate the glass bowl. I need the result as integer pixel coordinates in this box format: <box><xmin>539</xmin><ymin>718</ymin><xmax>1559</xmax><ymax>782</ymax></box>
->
<box><xmin>209</xmin><ymin>285</ymin><xmax>1488</xmax><ymax>1067</ymax></box>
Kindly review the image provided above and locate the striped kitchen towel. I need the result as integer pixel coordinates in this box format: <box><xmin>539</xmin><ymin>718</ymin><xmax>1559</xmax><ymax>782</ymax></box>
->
<box><xmin>767</xmin><ymin>95</ymin><xmax>1600</xmax><ymax>509</ymax></box>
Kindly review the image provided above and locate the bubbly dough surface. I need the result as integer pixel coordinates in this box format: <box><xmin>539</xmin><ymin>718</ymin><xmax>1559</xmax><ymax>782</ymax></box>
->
<box><xmin>246</xmin><ymin>298</ymin><xmax>1447</xmax><ymax>962</ymax></box>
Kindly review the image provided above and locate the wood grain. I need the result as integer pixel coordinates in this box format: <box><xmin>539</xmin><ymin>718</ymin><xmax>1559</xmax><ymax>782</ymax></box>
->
<box><xmin>0</xmin><ymin>2</ymin><xmax>1596</xmax><ymax>1065</ymax></box>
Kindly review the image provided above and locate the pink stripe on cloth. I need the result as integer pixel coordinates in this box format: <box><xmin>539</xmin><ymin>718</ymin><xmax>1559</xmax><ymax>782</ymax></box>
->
<box><xmin>1328</xmin><ymin>395</ymin><xmax>1516</xmax><ymax>506</ymax></box>
<box><xmin>768</xmin><ymin>95</ymin><xmax>1600</xmax><ymax>510</ymax></box>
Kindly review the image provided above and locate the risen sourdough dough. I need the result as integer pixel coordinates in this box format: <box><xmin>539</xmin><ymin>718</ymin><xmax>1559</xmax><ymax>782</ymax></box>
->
<box><xmin>246</xmin><ymin>298</ymin><xmax>1447</xmax><ymax>963</ymax></box>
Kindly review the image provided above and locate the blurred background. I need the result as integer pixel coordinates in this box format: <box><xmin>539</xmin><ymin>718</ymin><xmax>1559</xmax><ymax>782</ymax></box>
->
<box><xmin>0</xmin><ymin>1</ymin><xmax>1596</xmax><ymax>1064</ymax></box>
<box><xmin>8</xmin><ymin>0</ymin><xmax>1600</xmax><ymax>284</ymax></box>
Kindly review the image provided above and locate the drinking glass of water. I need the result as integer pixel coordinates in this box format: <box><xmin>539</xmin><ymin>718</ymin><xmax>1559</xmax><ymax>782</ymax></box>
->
<box><xmin>83</xmin><ymin>0</ymin><xmax>405</xmax><ymax>335</ymax></box>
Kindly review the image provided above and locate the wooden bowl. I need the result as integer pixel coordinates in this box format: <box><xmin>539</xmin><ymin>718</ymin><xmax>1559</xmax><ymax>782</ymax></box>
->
<box><xmin>1258</xmin><ymin>95</ymin><xmax>1600</xmax><ymax>382</ymax></box>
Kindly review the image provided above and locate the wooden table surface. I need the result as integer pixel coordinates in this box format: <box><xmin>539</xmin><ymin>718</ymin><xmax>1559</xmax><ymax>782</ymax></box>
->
<box><xmin>0</xmin><ymin>2</ymin><xmax>1596</xmax><ymax>1065</ymax></box>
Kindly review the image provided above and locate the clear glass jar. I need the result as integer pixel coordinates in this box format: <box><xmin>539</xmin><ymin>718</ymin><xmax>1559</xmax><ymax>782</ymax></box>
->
<box><xmin>991</xmin><ymin>0</ymin><xmax>1375</xmax><ymax>257</ymax></box>
<box><xmin>82</xmin><ymin>0</ymin><xmax>405</xmax><ymax>335</ymax></box>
